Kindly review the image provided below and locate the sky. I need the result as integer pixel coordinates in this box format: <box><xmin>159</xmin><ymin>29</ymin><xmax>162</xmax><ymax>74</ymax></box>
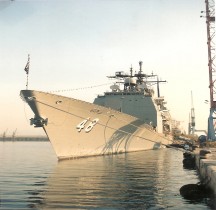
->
<box><xmin>0</xmin><ymin>0</ymin><xmax>210</xmax><ymax>137</ymax></box>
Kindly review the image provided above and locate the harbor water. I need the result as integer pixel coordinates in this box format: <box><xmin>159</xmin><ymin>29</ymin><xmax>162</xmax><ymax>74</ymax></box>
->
<box><xmin>0</xmin><ymin>142</ymin><xmax>215</xmax><ymax>209</ymax></box>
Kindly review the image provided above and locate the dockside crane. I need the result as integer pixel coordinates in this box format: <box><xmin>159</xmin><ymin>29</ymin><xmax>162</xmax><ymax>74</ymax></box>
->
<box><xmin>12</xmin><ymin>128</ymin><xmax>17</xmax><ymax>140</ymax></box>
<box><xmin>201</xmin><ymin>0</ymin><xmax>215</xmax><ymax>140</ymax></box>
<box><xmin>2</xmin><ymin>129</ymin><xmax>8</xmax><ymax>141</ymax></box>
<box><xmin>189</xmin><ymin>91</ymin><xmax>195</xmax><ymax>135</ymax></box>
<box><xmin>188</xmin><ymin>113</ymin><xmax>191</xmax><ymax>135</ymax></box>
<box><xmin>188</xmin><ymin>91</ymin><xmax>208</xmax><ymax>135</ymax></box>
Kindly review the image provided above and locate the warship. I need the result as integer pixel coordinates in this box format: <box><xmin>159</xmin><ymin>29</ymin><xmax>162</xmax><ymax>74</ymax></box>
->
<box><xmin>20</xmin><ymin>61</ymin><xmax>174</xmax><ymax>160</ymax></box>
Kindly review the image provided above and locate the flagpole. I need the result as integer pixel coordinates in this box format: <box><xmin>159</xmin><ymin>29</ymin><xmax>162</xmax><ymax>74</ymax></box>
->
<box><xmin>24</xmin><ymin>54</ymin><xmax>30</xmax><ymax>90</ymax></box>
<box><xmin>26</xmin><ymin>73</ymin><xmax>29</xmax><ymax>90</ymax></box>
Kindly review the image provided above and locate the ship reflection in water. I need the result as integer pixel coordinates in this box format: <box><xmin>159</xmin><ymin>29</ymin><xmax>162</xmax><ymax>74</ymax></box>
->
<box><xmin>27</xmin><ymin>149</ymin><xmax>213</xmax><ymax>209</ymax></box>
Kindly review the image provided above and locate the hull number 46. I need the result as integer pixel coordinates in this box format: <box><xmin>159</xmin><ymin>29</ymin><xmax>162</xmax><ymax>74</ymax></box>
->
<box><xmin>76</xmin><ymin>118</ymin><xmax>99</xmax><ymax>133</ymax></box>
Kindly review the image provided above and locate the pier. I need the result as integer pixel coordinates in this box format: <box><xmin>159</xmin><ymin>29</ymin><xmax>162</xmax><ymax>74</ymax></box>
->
<box><xmin>195</xmin><ymin>147</ymin><xmax>216</xmax><ymax>195</ymax></box>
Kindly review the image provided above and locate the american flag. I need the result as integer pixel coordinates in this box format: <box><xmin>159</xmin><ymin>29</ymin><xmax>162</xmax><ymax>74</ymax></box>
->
<box><xmin>24</xmin><ymin>54</ymin><xmax>30</xmax><ymax>74</ymax></box>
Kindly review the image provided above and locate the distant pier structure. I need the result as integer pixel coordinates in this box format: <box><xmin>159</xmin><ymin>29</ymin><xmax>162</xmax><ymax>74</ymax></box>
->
<box><xmin>0</xmin><ymin>136</ymin><xmax>48</xmax><ymax>142</ymax></box>
<box><xmin>0</xmin><ymin>128</ymin><xmax>48</xmax><ymax>141</ymax></box>
<box><xmin>201</xmin><ymin>0</ymin><xmax>215</xmax><ymax>140</ymax></box>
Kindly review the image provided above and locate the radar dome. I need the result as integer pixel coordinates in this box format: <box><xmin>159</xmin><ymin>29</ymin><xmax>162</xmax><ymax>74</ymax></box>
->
<box><xmin>110</xmin><ymin>84</ymin><xmax>120</xmax><ymax>92</ymax></box>
<box><xmin>124</xmin><ymin>78</ymin><xmax>136</xmax><ymax>86</ymax></box>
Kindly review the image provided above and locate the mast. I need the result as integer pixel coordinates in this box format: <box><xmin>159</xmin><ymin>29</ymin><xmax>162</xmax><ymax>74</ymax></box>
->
<box><xmin>157</xmin><ymin>76</ymin><xmax>160</xmax><ymax>97</ymax></box>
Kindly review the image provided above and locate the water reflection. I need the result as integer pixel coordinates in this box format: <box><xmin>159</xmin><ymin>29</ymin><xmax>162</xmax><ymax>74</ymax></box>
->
<box><xmin>33</xmin><ymin>149</ymin><xmax>211</xmax><ymax>209</ymax></box>
<box><xmin>1</xmin><ymin>142</ymin><xmax>213</xmax><ymax>209</ymax></box>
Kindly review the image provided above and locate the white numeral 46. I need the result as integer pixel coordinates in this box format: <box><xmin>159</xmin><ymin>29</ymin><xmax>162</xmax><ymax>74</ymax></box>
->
<box><xmin>76</xmin><ymin>118</ymin><xmax>99</xmax><ymax>133</ymax></box>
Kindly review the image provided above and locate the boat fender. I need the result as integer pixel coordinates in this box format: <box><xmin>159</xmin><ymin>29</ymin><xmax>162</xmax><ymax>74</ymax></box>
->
<box><xmin>199</xmin><ymin>149</ymin><xmax>211</xmax><ymax>156</ymax></box>
<box><xmin>180</xmin><ymin>182</ymin><xmax>212</xmax><ymax>200</ymax></box>
<box><xmin>182</xmin><ymin>153</ymin><xmax>196</xmax><ymax>169</ymax></box>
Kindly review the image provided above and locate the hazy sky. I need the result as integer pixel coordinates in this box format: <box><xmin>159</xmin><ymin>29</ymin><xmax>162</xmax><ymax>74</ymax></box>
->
<box><xmin>0</xmin><ymin>0</ymin><xmax>210</xmax><ymax>136</ymax></box>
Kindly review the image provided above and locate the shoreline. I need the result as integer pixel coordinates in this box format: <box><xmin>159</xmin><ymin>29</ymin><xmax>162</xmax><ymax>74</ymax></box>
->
<box><xmin>0</xmin><ymin>136</ymin><xmax>48</xmax><ymax>141</ymax></box>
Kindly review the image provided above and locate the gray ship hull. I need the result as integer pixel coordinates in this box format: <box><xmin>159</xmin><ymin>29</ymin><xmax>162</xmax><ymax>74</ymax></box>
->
<box><xmin>20</xmin><ymin>90</ymin><xmax>172</xmax><ymax>160</ymax></box>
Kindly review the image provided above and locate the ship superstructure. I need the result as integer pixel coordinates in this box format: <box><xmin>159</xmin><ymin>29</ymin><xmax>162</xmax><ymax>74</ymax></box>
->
<box><xmin>94</xmin><ymin>61</ymin><xmax>172</xmax><ymax>135</ymax></box>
